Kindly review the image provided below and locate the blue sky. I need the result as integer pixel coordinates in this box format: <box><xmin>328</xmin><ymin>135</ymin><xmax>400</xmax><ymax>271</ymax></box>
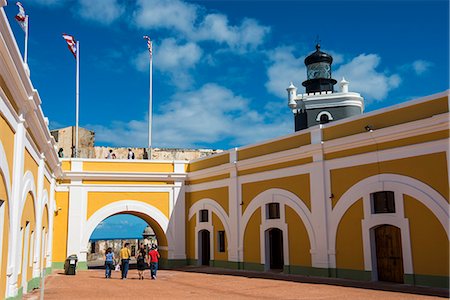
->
<box><xmin>4</xmin><ymin>0</ymin><xmax>449</xmax><ymax>151</ymax></box>
<box><xmin>4</xmin><ymin>0</ymin><xmax>448</xmax><ymax>239</ymax></box>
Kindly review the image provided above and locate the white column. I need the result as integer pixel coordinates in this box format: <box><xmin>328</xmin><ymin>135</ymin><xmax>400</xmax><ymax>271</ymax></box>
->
<box><xmin>32</xmin><ymin>155</ymin><xmax>45</xmax><ymax>278</ymax></box>
<box><xmin>46</xmin><ymin>177</ymin><xmax>56</xmax><ymax>269</ymax></box>
<box><xmin>6</xmin><ymin>117</ymin><xmax>25</xmax><ymax>298</ymax></box>
<box><xmin>228</xmin><ymin>148</ymin><xmax>241</xmax><ymax>264</ymax></box>
<box><xmin>309</xmin><ymin>126</ymin><xmax>331</xmax><ymax>268</ymax></box>
<box><xmin>168</xmin><ymin>162</ymin><xmax>186</xmax><ymax>260</ymax></box>
<box><xmin>66</xmin><ymin>160</ymin><xmax>87</xmax><ymax>261</ymax></box>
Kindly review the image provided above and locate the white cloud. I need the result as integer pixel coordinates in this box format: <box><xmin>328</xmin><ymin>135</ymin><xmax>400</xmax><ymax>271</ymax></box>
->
<box><xmin>334</xmin><ymin>54</ymin><xmax>401</xmax><ymax>102</ymax></box>
<box><xmin>265</xmin><ymin>46</ymin><xmax>306</xmax><ymax>99</ymax></box>
<box><xmin>411</xmin><ymin>60</ymin><xmax>433</xmax><ymax>75</ymax></box>
<box><xmin>133</xmin><ymin>0</ymin><xmax>270</xmax><ymax>52</ymax></box>
<box><xmin>265</xmin><ymin>48</ymin><xmax>401</xmax><ymax>103</ymax></box>
<box><xmin>88</xmin><ymin>83</ymin><xmax>291</xmax><ymax>148</ymax></box>
<box><xmin>132</xmin><ymin>38</ymin><xmax>203</xmax><ymax>89</ymax></box>
<box><xmin>77</xmin><ymin>0</ymin><xmax>125</xmax><ymax>25</ymax></box>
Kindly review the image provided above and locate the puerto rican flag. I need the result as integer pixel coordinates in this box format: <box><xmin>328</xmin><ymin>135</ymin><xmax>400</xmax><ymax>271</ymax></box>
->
<box><xmin>15</xmin><ymin>2</ymin><xmax>28</xmax><ymax>32</ymax></box>
<box><xmin>62</xmin><ymin>34</ymin><xmax>77</xmax><ymax>58</ymax></box>
<box><xmin>143</xmin><ymin>35</ymin><xmax>152</xmax><ymax>57</ymax></box>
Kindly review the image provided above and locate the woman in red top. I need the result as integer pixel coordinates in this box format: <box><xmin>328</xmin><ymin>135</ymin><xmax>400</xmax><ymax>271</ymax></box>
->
<box><xmin>148</xmin><ymin>245</ymin><xmax>160</xmax><ymax>279</ymax></box>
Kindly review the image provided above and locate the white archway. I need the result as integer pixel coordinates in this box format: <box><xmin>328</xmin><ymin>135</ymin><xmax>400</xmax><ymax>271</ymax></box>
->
<box><xmin>188</xmin><ymin>198</ymin><xmax>231</xmax><ymax>262</ymax></box>
<box><xmin>81</xmin><ymin>200</ymin><xmax>170</xmax><ymax>251</ymax></box>
<box><xmin>329</xmin><ymin>174</ymin><xmax>450</xmax><ymax>276</ymax></box>
<box><xmin>240</xmin><ymin>188</ymin><xmax>316</xmax><ymax>266</ymax></box>
<box><xmin>19</xmin><ymin>171</ymin><xmax>37</xmax><ymax>219</ymax></box>
<box><xmin>240</xmin><ymin>189</ymin><xmax>316</xmax><ymax>251</ymax></box>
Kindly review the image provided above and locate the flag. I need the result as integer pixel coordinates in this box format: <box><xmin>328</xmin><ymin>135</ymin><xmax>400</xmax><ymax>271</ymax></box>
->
<box><xmin>62</xmin><ymin>34</ymin><xmax>77</xmax><ymax>58</ymax></box>
<box><xmin>143</xmin><ymin>35</ymin><xmax>152</xmax><ymax>57</ymax></box>
<box><xmin>15</xmin><ymin>2</ymin><xmax>28</xmax><ymax>32</ymax></box>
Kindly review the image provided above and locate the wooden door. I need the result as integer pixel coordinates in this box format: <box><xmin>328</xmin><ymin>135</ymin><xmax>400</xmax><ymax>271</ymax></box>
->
<box><xmin>375</xmin><ymin>225</ymin><xmax>404</xmax><ymax>283</ymax></box>
<box><xmin>200</xmin><ymin>230</ymin><xmax>210</xmax><ymax>266</ymax></box>
<box><xmin>269</xmin><ymin>228</ymin><xmax>283</xmax><ymax>270</ymax></box>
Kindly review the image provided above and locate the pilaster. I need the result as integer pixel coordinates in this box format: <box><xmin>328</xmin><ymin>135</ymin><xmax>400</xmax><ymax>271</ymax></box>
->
<box><xmin>6</xmin><ymin>117</ymin><xmax>25</xmax><ymax>298</ymax></box>
<box><xmin>32</xmin><ymin>155</ymin><xmax>45</xmax><ymax>278</ymax></box>
<box><xmin>169</xmin><ymin>162</ymin><xmax>186</xmax><ymax>260</ymax></box>
<box><xmin>228</xmin><ymin>148</ymin><xmax>240</xmax><ymax>263</ymax></box>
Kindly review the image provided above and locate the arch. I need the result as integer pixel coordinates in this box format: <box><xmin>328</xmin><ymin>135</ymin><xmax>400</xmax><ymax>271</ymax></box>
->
<box><xmin>81</xmin><ymin>200</ymin><xmax>170</xmax><ymax>249</ymax></box>
<box><xmin>40</xmin><ymin>189</ymin><xmax>49</xmax><ymax>217</ymax></box>
<box><xmin>330</xmin><ymin>174</ymin><xmax>449</xmax><ymax>242</ymax></box>
<box><xmin>0</xmin><ymin>140</ymin><xmax>11</xmax><ymax>300</ymax></box>
<box><xmin>316</xmin><ymin>111</ymin><xmax>334</xmax><ymax>122</ymax></box>
<box><xmin>0</xmin><ymin>140</ymin><xmax>11</xmax><ymax>205</ymax></box>
<box><xmin>19</xmin><ymin>171</ymin><xmax>37</xmax><ymax>222</ymax></box>
<box><xmin>330</xmin><ymin>174</ymin><xmax>449</xmax><ymax>274</ymax></box>
<box><xmin>188</xmin><ymin>198</ymin><xmax>231</xmax><ymax>251</ymax></box>
<box><xmin>240</xmin><ymin>188</ymin><xmax>316</xmax><ymax>253</ymax></box>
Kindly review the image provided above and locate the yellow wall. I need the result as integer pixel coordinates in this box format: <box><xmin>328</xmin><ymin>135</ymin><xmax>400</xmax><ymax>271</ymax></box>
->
<box><xmin>186</xmin><ymin>214</ymin><xmax>196</xmax><ymax>260</ymax></box>
<box><xmin>238</xmin><ymin>132</ymin><xmax>311</xmax><ymax>160</ymax></box>
<box><xmin>243</xmin><ymin>208</ymin><xmax>261</xmax><ymax>264</ymax></box>
<box><xmin>18</xmin><ymin>193</ymin><xmax>36</xmax><ymax>287</ymax></box>
<box><xmin>188</xmin><ymin>153</ymin><xmax>229</xmax><ymax>172</ymax></box>
<box><xmin>0</xmin><ymin>114</ymin><xmax>15</xmax><ymax>182</ymax></box>
<box><xmin>335</xmin><ymin>199</ymin><xmax>364</xmax><ymax>270</ymax></box>
<box><xmin>83</xmin><ymin>161</ymin><xmax>174</xmax><ymax>172</ymax></box>
<box><xmin>86</xmin><ymin>192</ymin><xmax>170</xmax><ymax>219</ymax></box>
<box><xmin>404</xmin><ymin>195</ymin><xmax>449</xmax><ymax>276</ymax></box>
<box><xmin>285</xmin><ymin>206</ymin><xmax>311</xmax><ymax>267</ymax></box>
<box><xmin>0</xmin><ymin>174</ymin><xmax>9</xmax><ymax>300</ymax></box>
<box><xmin>323</xmin><ymin>96</ymin><xmax>448</xmax><ymax>141</ymax></box>
<box><xmin>44</xmin><ymin>177</ymin><xmax>51</xmax><ymax>196</ymax></box>
<box><xmin>186</xmin><ymin>187</ymin><xmax>229</xmax><ymax>215</ymax></box>
<box><xmin>212</xmin><ymin>212</ymin><xmax>227</xmax><ymax>261</ymax></box>
<box><xmin>52</xmin><ymin>192</ymin><xmax>69</xmax><ymax>263</ymax></box>
<box><xmin>61</xmin><ymin>161</ymin><xmax>71</xmax><ymax>171</ymax></box>
<box><xmin>24</xmin><ymin>149</ymin><xmax>39</xmax><ymax>188</ymax></box>
<box><xmin>238</xmin><ymin>157</ymin><xmax>312</xmax><ymax>176</ymax></box>
<box><xmin>187</xmin><ymin>173</ymin><xmax>229</xmax><ymax>185</ymax></box>
<box><xmin>330</xmin><ymin>152</ymin><xmax>449</xmax><ymax>208</ymax></box>
<box><xmin>242</xmin><ymin>174</ymin><xmax>311</xmax><ymax>212</ymax></box>
<box><xmin>0</xmin><ymin>75</ymin><xmax>19</xmax><ymax>115</ymax></box>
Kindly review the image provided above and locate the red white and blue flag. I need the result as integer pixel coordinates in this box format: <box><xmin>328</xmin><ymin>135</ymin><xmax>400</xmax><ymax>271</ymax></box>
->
<box><xmin>143</xmin><ymin>35</ymin><xmax>152</xmax><ymax>57</ymax></box>
<box><xmin>62</xmin><ymin>34</ymin><xmax>77</xmax><ymax>58</ymax></box>
<box><xmin>15</xmin><ymin>2</ymin><xmax>28</xmax><ymax>32</ymax></box>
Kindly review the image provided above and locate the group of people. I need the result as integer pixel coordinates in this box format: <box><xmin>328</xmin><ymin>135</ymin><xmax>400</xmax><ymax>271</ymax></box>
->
<box><xmin>104</xmin><ymin>243</ymin><xmax>160</xmax><ymax>280</ymax></box>
<box><xmin>105</xmin><ymin>149</ymin><xmax>135</xmax><ymax>159</ymax></box>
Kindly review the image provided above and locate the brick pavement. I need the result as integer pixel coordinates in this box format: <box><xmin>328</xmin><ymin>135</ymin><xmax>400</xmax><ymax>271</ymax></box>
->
<box><xmin>23</xmin><ymin>268</ymin><xmax>447</xmax><ymax>300</ymax></box>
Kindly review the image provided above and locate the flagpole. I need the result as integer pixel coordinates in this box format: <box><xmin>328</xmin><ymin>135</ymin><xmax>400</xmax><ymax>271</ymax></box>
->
<box><xmin>75</xmin><ymin>41</ymin><xmax>80</xmax><ymax>158</ymax></box>
<box><xmin>148</xmin><ymin>44</ymin><xmax>153</xmax><ymax>159</ymax></box>
<box><xmin>24</xmin><ymin>15</ymin><xmax>28</xmax><ymax>64</ymax></box>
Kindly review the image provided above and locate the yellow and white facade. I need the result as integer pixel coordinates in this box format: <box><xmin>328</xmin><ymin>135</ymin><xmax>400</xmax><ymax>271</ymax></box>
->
<box><xmin>0</xmin><ymin>2</ymin><xmax>449</xmax><ymax>299</ymax></box>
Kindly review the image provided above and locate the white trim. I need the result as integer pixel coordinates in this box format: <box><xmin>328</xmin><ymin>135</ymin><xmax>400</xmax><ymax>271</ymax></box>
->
<box><xmin>0</xmin><ymin>139</ymin><xmax>12</xmax><ymax>204</ymax></box>
<box><xmin>19</xmin><ymin>171</ymin><xmax>37</xmax><ymax>219</ymax></box>
<box><xmin>329</xmin><ymin>174</ymin><xmax>449</xmax><ymax>275</ymax></box>
<box><xmin>188</xmin><ymin>199</ymin><xmax>231</xmax><ymax>261</ymax></box>
<box><xmin>315</xmin><ymin>111</ymin><xmax>334</xmax><ymax>122</ymax></box>
<box><xmin>240</xmin><ymin>189</ymin><xmax>316</xmax><ymax>263</ymax></box>
<box><xmin>81</xmin><ymin>200</ymin><xmax>169</xmax><ymax>254</ymax></box>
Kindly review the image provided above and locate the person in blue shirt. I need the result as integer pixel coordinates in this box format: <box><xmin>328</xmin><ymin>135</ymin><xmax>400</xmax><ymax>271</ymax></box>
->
<box><xmin>104</xmin><ymin>247</ymin><xmax>115</xmax><ymax>278</ymax></box>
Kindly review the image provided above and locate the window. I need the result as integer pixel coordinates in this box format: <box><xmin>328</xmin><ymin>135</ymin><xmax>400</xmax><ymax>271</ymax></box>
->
<box><xmin>218</xmin><ymin>231</ymin><xmax>225</xmax><ymax>252</ymax></box>
<box><xmin>90</xmin><ymin>242</ymin><xmax>96</xmax><ymax>254</ymax></box>
<box><xmin>319</xmin><ymin>114</ymin><xmax>330</xmax><ymax>124</ymax></box>
<box><xmin>372</xmin><ymin>191</ymin><xmax>395</xmax><ymax>214</ymax></box>
<box><xmin>199</xmin><ymin>209</ymin><xmax>208</xmax><ymax>222</ymax></box>
<box><xmin>266</xmin><ymin>203</ymin><xmax>280</xmax><ymax>219</ymax></box>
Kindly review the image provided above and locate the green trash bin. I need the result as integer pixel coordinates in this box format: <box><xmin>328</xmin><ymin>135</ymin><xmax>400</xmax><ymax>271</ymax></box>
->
<box><xmin>64</xmin><ymin>254</ymin><xmax>78</xmax><ymax>275</ymax></box>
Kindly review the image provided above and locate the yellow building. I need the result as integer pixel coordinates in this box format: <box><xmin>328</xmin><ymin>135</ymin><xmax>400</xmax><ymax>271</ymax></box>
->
<box><xmin>0</xmin><ymin>2</ymin><xmax>448</xmax><ymax>299</ymax></box>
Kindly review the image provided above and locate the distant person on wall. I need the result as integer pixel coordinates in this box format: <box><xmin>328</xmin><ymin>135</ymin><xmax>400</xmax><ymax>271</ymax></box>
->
<box><xmin>105</xmin><ymin>149</ymin><xmax>113</xmax><ymax>159</ymax></box>
<box><xmin>104</xmin><ymin>247</ymin><xmax>115</xmax><ymax>279</ymax></box>
<box><xmin>58</xmin><ymin>148</ymin><xmax>64</xmax><ymax>158</ymax></box>
<box><xmin>128</xmin><ymin>148</ymin><xmax>135</xmax><ymax>159</ymax></box>
<box><xmin>119</xmin><ymin>243</ymin><xmax>131</xmax><ymax>279</ymax></box>
<box><xmin>112</xmin><ymin>153</ymin><xmax>117</xmax><ymax>159</ymax></box>
<box><xmin>148</xmin><ymin>245</ymin><xmax>160</xmax><ymax>280</ymax></box>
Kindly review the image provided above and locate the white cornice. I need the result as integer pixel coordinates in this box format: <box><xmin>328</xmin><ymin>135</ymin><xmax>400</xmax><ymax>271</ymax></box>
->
<box><xmin>62</xmin><ymin>171</ymin><xmax>187</xmax><ymax>182</ymax></box>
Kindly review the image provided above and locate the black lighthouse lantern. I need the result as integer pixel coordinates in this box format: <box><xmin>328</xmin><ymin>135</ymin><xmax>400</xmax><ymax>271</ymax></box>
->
<box><xmin>302</xmin><ymin>44</ymin><xmax>337</xmax><ymax>93</ymax></box>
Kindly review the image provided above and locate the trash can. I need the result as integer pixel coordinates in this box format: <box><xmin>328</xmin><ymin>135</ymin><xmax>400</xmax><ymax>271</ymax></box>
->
<box><xmin>64</xmin><ymin>254</ymin><xmax>78</xmax><ymax>275</ymax></box>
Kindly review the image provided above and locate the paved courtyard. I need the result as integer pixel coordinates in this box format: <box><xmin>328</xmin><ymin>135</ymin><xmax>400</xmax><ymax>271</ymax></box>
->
<box><xmin>24</xmin><ymin>268</ymin><xmax>446</xmax><ymax>300</ymax></box>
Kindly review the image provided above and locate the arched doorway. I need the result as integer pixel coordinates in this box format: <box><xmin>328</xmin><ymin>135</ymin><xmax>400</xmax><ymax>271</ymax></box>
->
<box><xmin>265</xmin><ymin>228</ymin><xmax>284</xmax><ymax>271</ymax></box>
<box><xmin>198</xmin><ymin>230</ymin><xmax>210</xmax><ymax>266</ymax></box>
<box><xmin>87</xmin><ymin>213</ymin><xmax>159</xmax><ymax>269</ymax></box>
<box><xmin>19</xmin><ymin>192</ymin><xmax>36</xmax><ymax>293</ymax></box>
<box><xmin>374</xmin><ymin>225</ymin><xmax>404</xmax><ymax>283</ymax></box>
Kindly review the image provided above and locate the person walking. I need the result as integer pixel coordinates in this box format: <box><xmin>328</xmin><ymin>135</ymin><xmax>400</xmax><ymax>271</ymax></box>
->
<box><xmin>148</xmin><ymin>245</ymin><xmax>160</xmax><ymax>280</ymax></box>
<box><xmin>104</xmin><ymin>247</ymin><xmax>115</xmax><ymax>279</ymax></box>
<box><xmin>136</xmin><ymin>250</ymin><xmax>146</xmax><ymax>280</ymax></box>
<box><xmin>119</xmin><ymin>243</ymin><xmax>131</xmax><ymax>279</ymax></box>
